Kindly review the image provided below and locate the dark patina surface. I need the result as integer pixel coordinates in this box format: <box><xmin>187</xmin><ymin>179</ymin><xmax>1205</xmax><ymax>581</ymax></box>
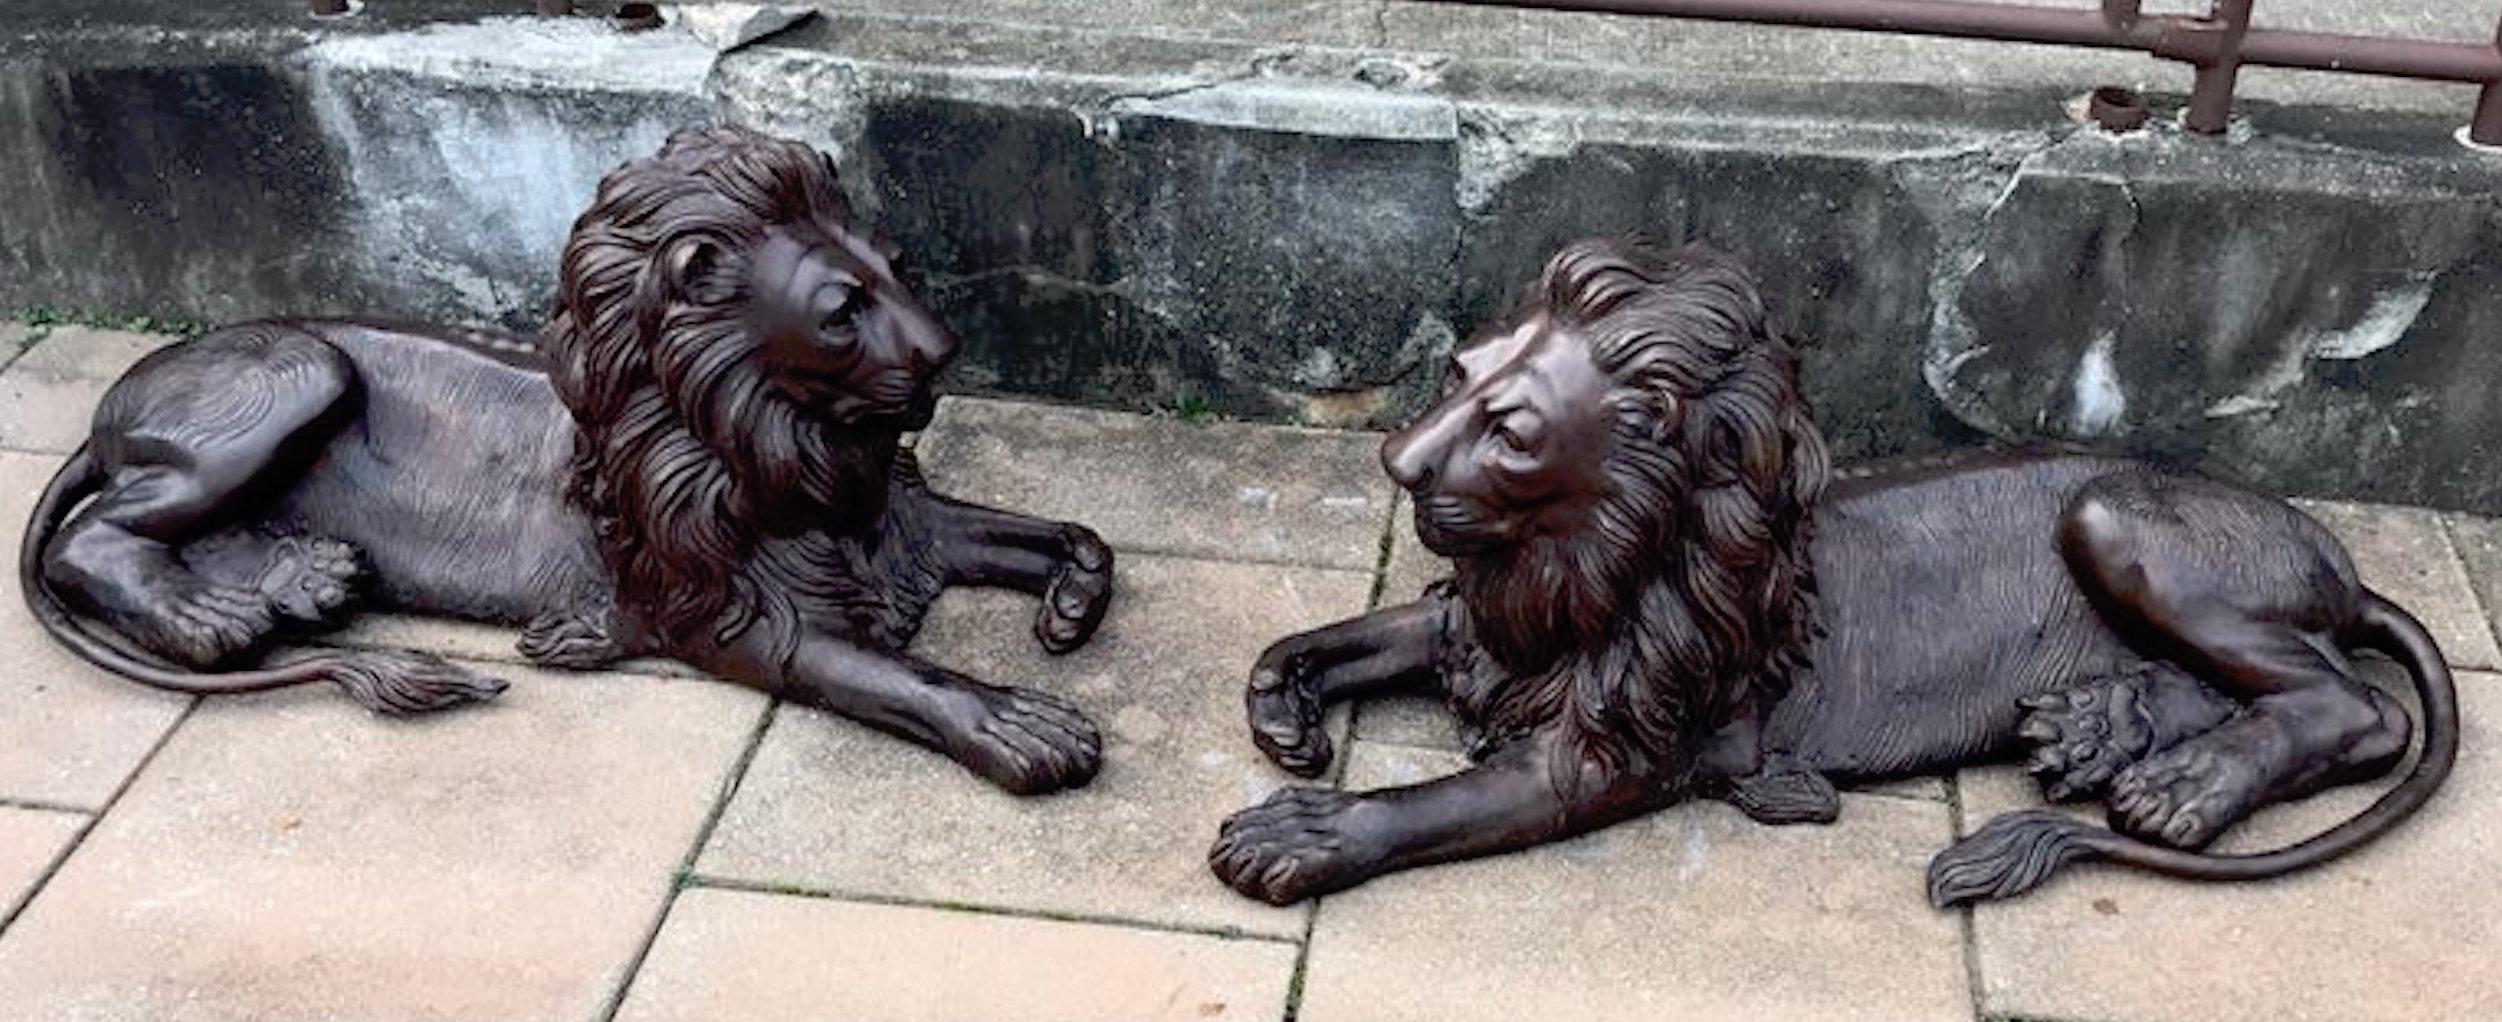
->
<box><xmin>21</xmin><ymin>125</ymin><xmax>1113</xmax><ymax>796</ymax></box>
<box><xmin>1214</xmin><ymin>237</ymin><xmax>2457</xmax><ymax>905</ymax></box>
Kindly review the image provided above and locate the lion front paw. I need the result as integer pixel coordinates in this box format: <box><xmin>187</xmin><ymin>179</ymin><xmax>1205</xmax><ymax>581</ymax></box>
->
<box><xmin>947</xmin><ymin>684</ymin><xmax>1103</xmax><ymax>795</ymax></box>
<box><xmin>1210</xmin><ymin>787</ymin><xmax>1383</xmax><ymax>905</ymax></box>
<box><xmin>256</xmin><ymin>536</ymin><xmax>361</xmax><ymax>626</ymax></box>
<box><xmin>1035</xmin><ymin>526</ymin><xmax>1113</xmax><ymax>655</ymax></box>
<box><xmin>2108</xmin><ymin>717</ymin><xmax>2282</xmax><ymax>848</ymax></box>
<box><xmin>1246</xmin><ymin>660</ymin><xmax>1332</xmax><ymax>779</ymax></box>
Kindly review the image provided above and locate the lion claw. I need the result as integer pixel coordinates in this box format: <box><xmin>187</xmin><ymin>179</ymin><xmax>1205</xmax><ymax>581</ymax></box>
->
<box><xmin>1035</xmin><ymin>528</ymin><xmax>1113</xmax><ymax>655</ymax></box>
<box><xmin>257</xmin><ymin>536</ymin><xmax>362</xmax><ymax>625</ymax></box>
<box><xmin>2106</xmin><ymin>718</ymin><xmax>2281</xmax><ymax>850</ymax></box>
<box><xmin>949</xmin><ymin>684</ymin><xmax>1102</xmax><ymax>795</ymax></box>
<box><xmin>1210</xmin><ymin>787</ymin><xmax>1374</xmax><ymax>905</ymax></box>
<box><xmin>133</xmin><ymin>581</ymin><xmax>276</xmax><ymax>667</ymax></box>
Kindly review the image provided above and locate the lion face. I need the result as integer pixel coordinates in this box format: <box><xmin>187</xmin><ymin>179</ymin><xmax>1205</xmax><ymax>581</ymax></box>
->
<box><xmin>1384</xmin><ymin>314</ymin><xmax>1618</xmax><ymax>558</ymax></box>
<box><xmin>747</xmin><ymin>217</ymin><xmax>956</xmax><ymax>430</ymax></box>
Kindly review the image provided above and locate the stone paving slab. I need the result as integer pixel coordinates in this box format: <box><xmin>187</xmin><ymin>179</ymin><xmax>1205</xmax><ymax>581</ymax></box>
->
<box><xmin>697</xmin><ymin>553</ymin><xmax>1368</xmax><ymax>940</ymax></box>
<box><xmin>1295</xmin><ymin>740</ymin><xmax>1971</xmax><ymax>1022</ymax></box>
<box><xmin>613</xmin><ymin>888</ymin><xmax>1300</xmax><ymax>1022</ymax></box>
<box><xmin>914</xmin><ymin>396</ymin><xmax>1397</xmax><ymax>572</ymax></box>
<box><xmin>2442</xmin><ymin>512</ymin><xmax>2502</xmax><ymax>654</ymax></box>
<box><xmin>0</xmin><ymin>666</ymin><xmax>766</xmax><ymax>1022</ymax></box>
<box><xmin>2295</xmin><ymin>499</ymin><xmax>2501</xmax><ymax>672</ymax></box>
<box><xmin>0</xmin><ymin>327</ymin><xmax>178</xmax><ymax>455</ymax></box>
<box><xmin>0</xmin><ymin>806</ymin><xmax>84</xmax><ymax>925</ymax></box>
<box><xmin>0</xmin><ymin>451</ymin><xmax>192</xmax><ymax>810</ymax></box>
<box><xmin>1962</xmin><ymin>664</ymin><xmax>2502</xmax><ymax>1022</ymax></box>
<box><xmin>0</xmin><ymin>323</ymin><xmax>31</xmax><ymax>370</ymax></box>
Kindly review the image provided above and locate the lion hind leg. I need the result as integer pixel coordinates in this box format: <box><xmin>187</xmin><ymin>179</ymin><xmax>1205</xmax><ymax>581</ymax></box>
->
<box><xmin>2016</xmin><ymin>662</ymin><xmax>2235</xmax><ymax>802</ymax></box>
<box><xmin>2062</xmin><ymin>475</ymin><xmax>2399</xmax><ymax>848</ymax></box>
<box><xmin>46</xmin><ymin>327</ymin><xmax>357</xmax><ymax>667</ymax></box>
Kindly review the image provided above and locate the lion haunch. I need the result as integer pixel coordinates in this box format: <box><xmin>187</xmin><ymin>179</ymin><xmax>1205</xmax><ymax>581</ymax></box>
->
<box><xmin>1216</xmin><ymin>236</ymin><xmax>2456</xmax><ymax>906</ymax></box>
<box><xmin>22</xmin><ymin>125</ymin><xmax>1118</xmax><ymax>797</ymax></box>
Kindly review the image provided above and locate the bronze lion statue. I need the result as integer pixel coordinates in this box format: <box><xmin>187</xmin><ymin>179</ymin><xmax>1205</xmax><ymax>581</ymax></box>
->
<box><xmin>21</xmin><ymin>125</ymin><xmax>1112</xmax><ymax>795</ymax></box>
<box><xmin>1212</xmin><ymin>236</ymin><xmax>2456</xmax><ymax>904</ymax></box>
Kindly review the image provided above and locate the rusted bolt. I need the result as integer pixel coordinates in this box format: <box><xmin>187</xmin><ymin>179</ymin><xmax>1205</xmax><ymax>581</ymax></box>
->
<box><xmin>2087</xmin><ymin>86</ymin><xmax>2151</xmax><ymax>133</ymax></box>
<box><xmin>614</xmin><ymin>3</ymin><xmax>664</xmax><ymax>31</ymax></box>
<box><xmin>536</xmin><ymin>1</ymin><xmax>575</xmax><ymax>14</ymax></box>
<box><xmin>309</xmin><ymin>0</ymin><xmax>352</xmax><ymax>16</ymax></box>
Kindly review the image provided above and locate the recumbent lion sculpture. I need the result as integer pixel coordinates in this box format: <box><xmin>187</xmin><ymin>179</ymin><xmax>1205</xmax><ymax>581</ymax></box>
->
<box><xmin>21</xmin><ymin>125</ymin><xmax>1111</xmax><ymax>796</ymax></box>
<box><xmin>1212</xmin><ymin>236</ymin><xmax>2456</xmax><ymax>905</ymax></box>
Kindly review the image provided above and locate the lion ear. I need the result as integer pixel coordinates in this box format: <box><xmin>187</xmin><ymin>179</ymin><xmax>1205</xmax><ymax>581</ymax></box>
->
<box><xmin>1644</xmin><ymin>390</ymin><xmax>1683</xmax><ymax>442</ymax></box>
<box><xmin>668</xmin><ymin>239</ymin><xmax>725</xmax><ymax>295</ymax></box>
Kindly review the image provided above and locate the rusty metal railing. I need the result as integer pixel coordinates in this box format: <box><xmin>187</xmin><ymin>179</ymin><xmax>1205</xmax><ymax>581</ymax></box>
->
<box><xmin>1433</xmin><ymin>0</ymin><xmax>2502</xmax><ymax>146</ymax></box>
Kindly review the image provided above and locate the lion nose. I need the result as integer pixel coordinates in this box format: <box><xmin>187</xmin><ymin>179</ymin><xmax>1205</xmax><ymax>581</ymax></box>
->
<box><xmin>898</xmin><ymin>314</ymin><xmax>958</xmax><ymax>374</ymax></box>
<box><xmin>1381</xmin><ymin>428</ymin><xmax>1433</xmax><ymax>492</ymax></box>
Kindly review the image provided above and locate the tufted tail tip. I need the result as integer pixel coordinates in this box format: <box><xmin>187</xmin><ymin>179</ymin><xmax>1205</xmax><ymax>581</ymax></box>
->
<box><xmin>325</xmin><ymin>650</ymin><xmax>509</xmax><ymax>715</ymax></box>
<box><xmin>1927</xmin><ymin>809</ymin><xmax>2103</xmax><ymax>908</ymax></box>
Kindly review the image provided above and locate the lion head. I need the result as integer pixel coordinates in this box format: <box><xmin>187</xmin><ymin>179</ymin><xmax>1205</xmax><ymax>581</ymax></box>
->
<box><xmin>545</xmin><ymin>124</ymin><xmax>957</xmax><ymax>652</ymax></box>
<box><xmin>1389</xmin><ymin>237</ymin><xmax>1830</xmax><ymax>783</ymax></box>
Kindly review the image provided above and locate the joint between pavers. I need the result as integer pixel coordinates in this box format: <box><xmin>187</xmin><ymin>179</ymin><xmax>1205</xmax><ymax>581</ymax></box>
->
<box><xmin>680</xmin><ymin>873</ymin><xmax>1303</xmax><ymax>948</ymax></box>
<box><xmin>1846</xmin><ymin>784</ymin><xmax>1952</xmax><ymax>806</ymax></box>
<box><xmin>1944</xmin><ymin>771</ymin><xmax>1991</xmax><ymax>1022</ymax></box>
<box><xmin>2439</xmin><ymin>514</ymin><xmax>2502</xmax><ymax>673</ymax></box>
<box><xmin>597</xmin><ymin>693</ymin><xmax>781</xmax><ymax>1022</ymax></box>
<box><xmin>0</xmin><ymin>696</ymin><xmax>198</xmax><ymax>938</ymax></box>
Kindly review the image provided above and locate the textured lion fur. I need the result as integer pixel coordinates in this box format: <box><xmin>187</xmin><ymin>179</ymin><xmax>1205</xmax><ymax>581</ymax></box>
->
<box><xmin>1443</xmin><ymin>238</ymin><xmax>1832</xmax><ymax>789</ymax></box>
<box><xmin>544</xmin><ymin>124</ymin><xmax>936</xmax><ymax>663</ymax></box>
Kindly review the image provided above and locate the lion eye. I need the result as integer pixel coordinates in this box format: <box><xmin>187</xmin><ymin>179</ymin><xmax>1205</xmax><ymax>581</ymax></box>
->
<box><xmin>1491</xmin><ymin>422</ymin><xmax>1530</xmax><ymax>452</ymax></box>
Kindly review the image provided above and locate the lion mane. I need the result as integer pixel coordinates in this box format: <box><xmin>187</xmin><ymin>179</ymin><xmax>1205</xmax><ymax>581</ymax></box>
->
<box><xmin>544</xmin><ymin>124</ymin><xmax>934</xmax><ymax>662</ymax></box>
<box><xmin>1443</xmin><ymin>239</ymin><xmax>1831</xmax><ymax>789</ymax></box>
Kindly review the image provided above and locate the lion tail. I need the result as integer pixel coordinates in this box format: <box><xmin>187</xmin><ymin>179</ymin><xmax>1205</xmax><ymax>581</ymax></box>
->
<box><xmin>20</xmin><ymin>444</ymin><xmax>508</xmax><ymax>715</ymax></box>
<box><xmin>1927</xmin><ymin>589</ymin><xmax>2457</xmax><ymax>907</ymax></box>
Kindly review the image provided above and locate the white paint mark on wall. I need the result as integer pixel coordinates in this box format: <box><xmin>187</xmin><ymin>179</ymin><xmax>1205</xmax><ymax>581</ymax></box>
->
<box><xmin>2203</xmin><ymin>277</ymin><xmax>2434</xmax><ymax>419</ymax></box>
<box><xmin>2069</xmin><ymin>330</ymin><xmax>2127</xmax><ymax>435</ymax></box>
<box><xmin>2310</xmin><ymin>278</ymin><xmax>2433</xmax><ymax>360</ymax></box>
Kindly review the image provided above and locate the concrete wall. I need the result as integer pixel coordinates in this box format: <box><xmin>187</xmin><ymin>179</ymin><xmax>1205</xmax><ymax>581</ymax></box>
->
<box><xmin>2</xmin><ymin>2</ymin><xmax>2497</xmax><ymax>510</ymax></box>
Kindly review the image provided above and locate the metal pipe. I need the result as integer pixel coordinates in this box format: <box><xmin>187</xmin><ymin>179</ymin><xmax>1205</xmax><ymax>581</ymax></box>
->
<box><xmin>2475</xmin><ymin>80</ymin><xmax>2502</xmax><ymax>145</ymax></box>
<box><xmin>1433</xmin><ymin>0</ymin><xmax>2502</xmax><ymax>83</ymax></box>
<box><xmin>2182</xmin><ymin>0</ymin><xmax>2255</xmax><ymax>134</ymax></box>
<box><xmin>2100</xmin><ymin>0</ymin><xmax>2142</xmax><ymax>34</ymax></box>
<box><xmin>2477</xmin><ymin>17</ymin><xmax>2502</xmax><ymax>145</ymax></box>
<box><xmin>1440</xmin><ymin>0</ymin><xmax>2148</xmax><ymax>48</ymax></box>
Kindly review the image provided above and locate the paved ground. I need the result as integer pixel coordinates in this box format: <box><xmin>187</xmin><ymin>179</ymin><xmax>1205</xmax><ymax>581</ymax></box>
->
<box><xmin>1</xmin><ymin>323</ymin><xmax>2500</xmax><ymax>1021</ymax></box>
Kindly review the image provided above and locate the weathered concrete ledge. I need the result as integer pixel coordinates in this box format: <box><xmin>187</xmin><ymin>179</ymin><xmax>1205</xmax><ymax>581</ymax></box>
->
<box><xmin>3</xmin><ymin>1</ymin><xmax>2498</xmax><ymax>510</ymax></box>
